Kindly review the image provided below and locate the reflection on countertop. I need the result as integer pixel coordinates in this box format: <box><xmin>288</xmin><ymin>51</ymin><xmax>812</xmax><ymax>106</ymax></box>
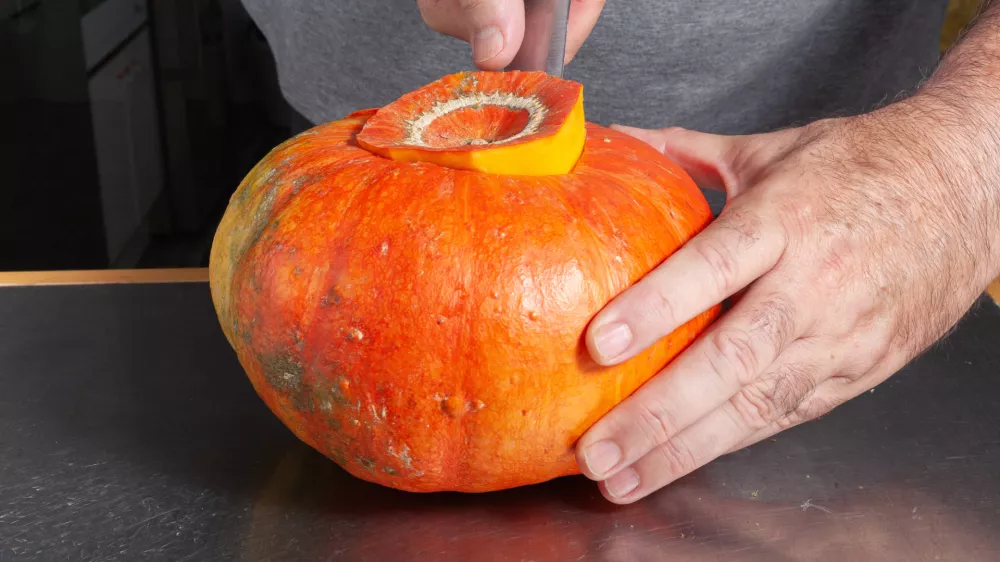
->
<box><xmin>0</xmin><ymin>271</ymin><xmax>999</xmax><ymax>560</ymax></box>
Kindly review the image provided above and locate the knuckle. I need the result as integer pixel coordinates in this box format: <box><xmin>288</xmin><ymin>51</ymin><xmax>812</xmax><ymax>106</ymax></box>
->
<box><xmin>827</xmin><ymin>289</ymin><xmax>880</xmax><ymax>340</ymax></box>
<box><xmin>632</xmin><ymin>399</ymin><xmax>680</xmax><ymax>445</ymax></box>
<box><xmin>732</xmin><ymin>362</ymin><xmax>816</xmax><ymax>429</ymax></box>
<box><xmin>692</xmin><ymin>235</ymin><xmax>741</xmax><ymax>297</ymax></box>
<box><xmin>715</xmin><ymin>206</ymin><xmax>764</xmax><ymax>249</ymax></box>
<box><xmin>856</xmin><ymin>337</ymin><xmax>891</xmax><ymax>377</ymax></box>
<box><xmin>773</xmin><ymin>415</ymin><xmax>798</xmax><ymax>430</ymax></box>
<box><xmin>706</xmin><ymin>327</ymin><xmax>759</xmax><ymax>386</ymax></box>
<box><xmin>814</xmin><ymin>234</ymin><xmax>861</xmax><ymax>292</ymax></box>
<box><xmin>778</xmin><ymin>196</ymin><xmax>828</xmax><ymax>241</ymax></box>
<box><xmin>634</xmin><ymin>282</ymin><xmax>680</xmax><ymax>329</ymax></box>
<box><xmin>732</xmin><ymin>384</ymin><xmax>780</xmax><ymax>430</ymax></box>
<box><xmin>869</xmin><ymin>330</ymin><xmax>895</xmax><ymax>368</ymax></box>
<box><xmin>793</xmin><ymin>392</ymin><xmax>843</xmax><ymax>423</ymax></box>
<box><xmin>838</xmin><ymin>322</ymin><xmax>893</xmax><ymax>378</ymax></box>
<box><xmin>747</xmin><ymin>292</ymin><xmax>798</xmax><ymax>353</ymax></box>
<box><xmin>770</xmin><ymin>362</ymin><xmax>817</xmax><ymax>413</ymax></box>
<box><xmin>654</xmin><ymin>438</ymin><xmax>700</xmax><ymax>477</ymax></box>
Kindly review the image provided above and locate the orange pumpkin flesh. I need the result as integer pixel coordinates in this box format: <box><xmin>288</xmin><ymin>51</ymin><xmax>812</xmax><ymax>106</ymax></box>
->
<box><xmin>209</xmin><ymin>71</ymin><xmax>720</xmax><ymax>493</ymax></box>
<box><xmin>357</xmin><ymin>71</ymin><xmax>586</xmax><ymax>176</ymax></box>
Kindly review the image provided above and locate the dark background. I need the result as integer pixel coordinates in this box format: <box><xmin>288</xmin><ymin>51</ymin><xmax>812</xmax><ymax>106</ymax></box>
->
<box><xmin>1</xmin><ymin>0</ymin><xmax>299</xmax><ymax>272</ymax></box>
<box><xmin>0</xmin><ymin>0</ymin><xmax>985</xmax><ymax>273</ymax></box>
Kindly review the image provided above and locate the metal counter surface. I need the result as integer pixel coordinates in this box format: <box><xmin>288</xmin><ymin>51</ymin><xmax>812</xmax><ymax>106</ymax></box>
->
<box><xmin>1</xmin><ymin>282</ymin><xmax>999</xmax><ymax>561</ymax></box>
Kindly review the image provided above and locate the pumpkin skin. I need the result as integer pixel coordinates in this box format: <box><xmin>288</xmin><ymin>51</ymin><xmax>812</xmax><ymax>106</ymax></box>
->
<box><xmin>209</xmin><ymin>74</ymin><xmax>719</xmax><ymax>493</ymax></box>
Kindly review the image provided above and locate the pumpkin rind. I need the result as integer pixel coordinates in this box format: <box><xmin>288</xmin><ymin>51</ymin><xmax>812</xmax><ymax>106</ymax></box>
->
<box><xmin>209</xmin><ymin>77</ymin><xmax>719</xmax><ymax>493</ymax></box>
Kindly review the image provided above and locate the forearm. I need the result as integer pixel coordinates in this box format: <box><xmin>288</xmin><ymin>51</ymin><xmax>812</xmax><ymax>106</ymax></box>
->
<box><xmin>894</xmin><ymin>2</ymin><xmax>1000</xmax><ymax>288</ymax></box>
<box><xmin>927</xmin><ymin>1</ymin><xmax>1000</xmax><ymax>96</ymax></box>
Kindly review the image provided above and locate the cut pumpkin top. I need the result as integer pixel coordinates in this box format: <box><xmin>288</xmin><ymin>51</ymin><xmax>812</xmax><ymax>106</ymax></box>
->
<box><xmin>356</xmin><ymin>71</ymin><xmax>586</xmax><ymax>177</ymax></box>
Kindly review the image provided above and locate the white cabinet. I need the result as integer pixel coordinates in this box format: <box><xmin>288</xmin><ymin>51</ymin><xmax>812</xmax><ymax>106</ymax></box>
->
<box><xmin>87</xmin><ymin>26</ymin><xmax>164</xmax><ymax>263</ymax></box>
<box><xmin>80</xmin><ymin>0</ymin><xmax>149</xmax><ymax>71</ymax></box>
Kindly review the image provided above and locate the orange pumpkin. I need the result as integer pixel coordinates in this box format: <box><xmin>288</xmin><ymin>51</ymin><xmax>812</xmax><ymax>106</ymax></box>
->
<box><xmin>209</xmin><ymin>71</ymin><xmax>719</xmax><ymax>493</ymax></box>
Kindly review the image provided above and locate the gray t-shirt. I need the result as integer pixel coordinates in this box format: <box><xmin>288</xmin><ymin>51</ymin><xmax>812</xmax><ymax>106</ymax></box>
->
<box><xmin>242</xmin><ymin>0</ymin><xmax>947</xmax><ymax>132</ymax></box>
<box><xmin>241</xmin><ymin>0</ymin><xmax>948</xmax><ymax>211</ymax></box>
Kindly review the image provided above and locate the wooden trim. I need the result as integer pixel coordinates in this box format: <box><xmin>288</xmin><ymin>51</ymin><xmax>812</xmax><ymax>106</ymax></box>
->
<box><xmin>989</xmin><ymin>278</ymin><xmax>1000</xmax><ymax>305</ymax></box>
<box><xmin>0</xmin><ymin>267</ymin><xmax>996</xmax><ymax>304</ymax></box>
<box><xmin>941</xmin><ymin>0</ymin><xmax>984</xmax><ymax>52</ymax></box>
<box><xmin>0</xmin><ymin>268</ymin><xmax>209</xmax><ymax>287</ymax></box>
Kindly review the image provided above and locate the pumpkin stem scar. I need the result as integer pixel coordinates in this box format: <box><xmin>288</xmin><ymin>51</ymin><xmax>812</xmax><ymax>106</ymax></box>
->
<box><xmin>403</xmin><ymin>93</ymin><xmax>548</xmax><ymax>148</ymax></box>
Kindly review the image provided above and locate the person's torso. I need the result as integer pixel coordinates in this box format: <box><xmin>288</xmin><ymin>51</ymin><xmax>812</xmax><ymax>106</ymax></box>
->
<box><xmin>242</xmin><ymin>0</ymin><xmax>948</xmax><ymax>134</ymax></box>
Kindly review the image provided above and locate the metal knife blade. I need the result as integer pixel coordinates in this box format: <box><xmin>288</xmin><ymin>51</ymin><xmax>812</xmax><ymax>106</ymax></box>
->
<box><xmin>505</xmin><ymin>0</ymin><xmax>571</xmax><ymax>77</ymax></box>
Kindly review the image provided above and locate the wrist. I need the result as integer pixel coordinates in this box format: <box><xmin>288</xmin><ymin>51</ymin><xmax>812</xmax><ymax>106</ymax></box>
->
<box><xmin>842</xmin><ymin>88</ymin><xmax>1000</xmax><ymax>294</ymax></box>
<box><xmin>914</xmin><ymin>4</ymin><xmax>1000</xmax><ymax>285</ymax></box>
<box><xmin>915</xmin><ymin>91</ymin><xmax>1000</xmax><ymax>287</ymax></box>
<box><xmin>907</xmin><ymin>73</ymin><xmax>1000</xmax><ymax>275</ymax></box>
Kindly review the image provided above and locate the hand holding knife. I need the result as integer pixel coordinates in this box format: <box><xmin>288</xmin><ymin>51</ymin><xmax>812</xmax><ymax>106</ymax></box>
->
<box><xmin>505</xmin><ymin>0</ymin><xmax>572</xmax><ymax>77</ymax></box>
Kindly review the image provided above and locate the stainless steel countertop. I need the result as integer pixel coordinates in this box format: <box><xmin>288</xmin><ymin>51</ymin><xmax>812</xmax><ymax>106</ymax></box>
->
<box><xmin>2</xmin><ymin>282</ymin><xmax>999</xmax><ymax>561</ymax></box>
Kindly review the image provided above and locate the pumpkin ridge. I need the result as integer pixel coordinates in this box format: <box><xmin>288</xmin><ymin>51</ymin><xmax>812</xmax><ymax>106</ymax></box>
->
<box><xmin>455</xmin><ymin>173</ymin><xmax>476</xmax><ymax>487</ymax></box>
<box><xmin>233</xmin><ymin>150</ymin><xmax>401</xmax><ymax>463</ymax></box>
<box><xmin>212</xmin><ymin>122</ymin><xmax>372</xmax><ymax>338</ymax></box>
<box><xmin>213</xmin><ymin>153</ymin><xmax>300</xmax><ymax>346</ymax></box>
<box><xmin>292</xmin><ymin>168</ymin><xmax>378</xmax><ymax>370</ymax></box>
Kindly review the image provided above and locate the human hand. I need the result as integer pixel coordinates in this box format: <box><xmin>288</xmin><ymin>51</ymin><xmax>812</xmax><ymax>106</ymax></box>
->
<box><xmin>574</xmin><ymin>98</ymin><xmax>1000</xmax><ymax>503</ymax></box>
<box><xmin>416</xmin><ymin>0</ymin><xmax>606</xmax><ymax>69</ymax></box>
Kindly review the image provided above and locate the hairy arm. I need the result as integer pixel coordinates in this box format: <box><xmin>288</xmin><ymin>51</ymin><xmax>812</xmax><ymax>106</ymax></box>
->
<box><xmin>910</xmin><ymin>1</ymin><xmax>1000</xmax><ymax>280</ymax></box>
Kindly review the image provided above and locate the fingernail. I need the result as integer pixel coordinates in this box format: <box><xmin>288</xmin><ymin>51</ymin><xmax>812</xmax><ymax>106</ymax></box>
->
<box><xmin>584</xmin><ymin>440</ymin><xmax>622</xmax><ymax>477</ymax></box>
<box><xmin>604</xmin><ymin>468</ymin><xmax>640</xmax><ymax>498</ymax></box>
<box><xmin>472</xmin><ymin>26</ymin><xmax>504</xmax><ymax>63</ymax></box>
<box><xmin>593</xmin><ymin>322</ymin><xmax>633</xmax><ymax>361</ymax></box>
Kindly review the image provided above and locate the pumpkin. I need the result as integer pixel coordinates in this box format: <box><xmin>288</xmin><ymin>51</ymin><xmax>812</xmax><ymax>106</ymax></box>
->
<box><xmin>208</xmin><ymin>70</ymin><xmax>719</xmax><ymax>493</ymax></box>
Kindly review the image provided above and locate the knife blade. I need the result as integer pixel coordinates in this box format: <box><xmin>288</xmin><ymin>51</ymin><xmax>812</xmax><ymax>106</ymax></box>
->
<box><xmin>505</xmin><ymin>0</ymin><xmax>571</xmax><ymax>77</ymax></box>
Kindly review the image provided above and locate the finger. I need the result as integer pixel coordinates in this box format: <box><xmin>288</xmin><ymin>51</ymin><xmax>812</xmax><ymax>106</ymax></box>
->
<box><xmin>577</xmin><ymin>279</ymin><xmax>811</xmax><ymax>482</ymax></box>
<box><xmin>724</xmin><ymin>405</ymin><xmax>825</xmax><ymax>456</ymax></box>
<box><xmin>723</xmin><ymin>330</ymin><xmax>905</xmax><ymax>454</ymax></box>
<box><xmin>611</xmin><ymin>125</ymin><xmax>803</xmax><ymax>198</ymax></box>
<box><xmin>610</xmin><ymin>125</ymin><xmax>743</xmax><ymax>194</ymax></box>
<box><xmin>598</xmin><ymin>341</ymin><xmax>825</xmax><ymax>504</ymax></box>
<box><xmin>724</xmin><ymin>312</ymin><xmax>906</xmax><ymax>455</ymax></box>
<box><xmin>586</xmin><ymin>197</ymin><xmax>787</xmax><ymax>366</ymax></box>
<box><xmin>417</xmin><ymin>0</ymin><xmax>526</xmax><ymax>69</ymax></box>
<box><xmin>564</xmin><ymin>0</ymin><xmax>606</xmax><ymax>63</ymax></box>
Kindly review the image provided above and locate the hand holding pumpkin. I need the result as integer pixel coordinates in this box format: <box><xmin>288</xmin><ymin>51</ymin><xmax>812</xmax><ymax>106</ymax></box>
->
<box><xmin>416</xmin><ymin>0</ymin><xmax>606</xmax><ymax>69</ymax></box>
<box><xmin>575</xmin><ymin>95</ymin><xmax>1000</xmax><ymax>503</ymax></box>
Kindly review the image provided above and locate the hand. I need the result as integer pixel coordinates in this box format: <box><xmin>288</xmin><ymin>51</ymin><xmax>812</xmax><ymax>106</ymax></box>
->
<box><xmin>416</xmin><ymin>0</ymin><xmax>606</xmax><ymax>69</ymax></box>
<box><xmin>574</xmin><ymin>98</ymin><xmax>999</xmax><ymax>503</ymax></box>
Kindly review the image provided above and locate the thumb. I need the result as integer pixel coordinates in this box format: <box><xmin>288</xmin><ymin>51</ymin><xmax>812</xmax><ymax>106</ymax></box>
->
<box><xmin>611</xmin><ymin>124</ymin><xmax>745</xmax><ymax>196</ymax></box>
<box><xmin>564</xmin><ymin>0</ymin><xmax>607</xmax><ymax>64</ymax></box>
<box><xmin>417</xmin><ymin>0</ymin><xmax>526</xmax><ymax>70</ymax></box>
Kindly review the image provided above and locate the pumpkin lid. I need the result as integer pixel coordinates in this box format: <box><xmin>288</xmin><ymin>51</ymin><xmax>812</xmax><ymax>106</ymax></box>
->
<box><xmin>356</xmin><ymin>71</ymin><xmax>586</xmax><ymax>176</ymax></box>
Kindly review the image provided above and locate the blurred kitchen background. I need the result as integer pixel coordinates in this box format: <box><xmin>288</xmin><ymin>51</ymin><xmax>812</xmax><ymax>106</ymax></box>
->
<box><xmin>1</xmin><ymin>0</ymin><xmax>299</xmax><ymax>272</ymax></box>
<box><xmin>0</xmin><ymin>0</ymin><xmax>987</xmax><ymax>272</ymax></box>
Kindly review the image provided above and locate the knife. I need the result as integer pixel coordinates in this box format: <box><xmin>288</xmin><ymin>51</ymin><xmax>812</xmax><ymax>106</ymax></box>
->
<box><xmin>505</xmin><ymin>0</ymin><xmax>571</xmax><ymax>77</ymax></box>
